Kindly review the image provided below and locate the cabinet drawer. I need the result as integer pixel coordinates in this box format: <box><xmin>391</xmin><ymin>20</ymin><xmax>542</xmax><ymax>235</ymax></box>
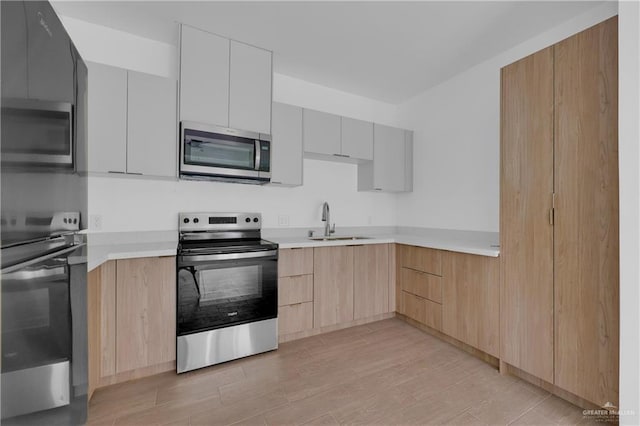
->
<box><xmin>401</xmin><ymin>267</ymin><xmax>442</xmax><ymax>303</ymax></box>
<box><xmin>399</xmin><ymin>245</ymin><xmax>442</xmax><ymax>276</ymax></box>
<box><xmin>402</xmin><ymin>291</ymin><xmax>442</xmax><ymax>331</ymax></box>
<box><xmin>279</xmin><ymin>248</ymin><xmax>313</xmax><ymax>277</ymax></box>
<box><xmin>278</xmin><ymin>302</ymin><xmax>313</xmax><ymax>335</ymax></box>
<box><xmin>278</xmin><ymin>274</ymin><xmax>313</xmax><ymax>306</ymax></box>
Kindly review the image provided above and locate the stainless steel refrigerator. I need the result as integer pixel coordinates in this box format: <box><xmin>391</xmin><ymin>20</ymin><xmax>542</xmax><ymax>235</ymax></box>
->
<box><xmin>1</xmin><ymin>1</ymin><xmax>88</xmax><ymax>424</ymax></box>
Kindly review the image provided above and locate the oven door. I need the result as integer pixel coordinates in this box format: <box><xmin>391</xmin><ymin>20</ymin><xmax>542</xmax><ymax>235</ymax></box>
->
<box><xmin>1</xmin><ymin>252</ymin><xmax>72</xmax><ymax>419</ymax></box>
<box><xmin>177</xmin><ymin>249</ymin><xmax>278</xmax><ymax>336</ymax></box>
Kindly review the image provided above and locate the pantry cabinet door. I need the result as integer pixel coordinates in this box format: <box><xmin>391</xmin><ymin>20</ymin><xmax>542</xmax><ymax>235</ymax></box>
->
<box><xmin>500</xmin><ymin>46</ymin><xmax>554</xmax><ymax>383</ymax></box>
<box><xmin>553</xmin><ymin>17</ymin><xmax>619</xmax><ymax>407</ymax></box>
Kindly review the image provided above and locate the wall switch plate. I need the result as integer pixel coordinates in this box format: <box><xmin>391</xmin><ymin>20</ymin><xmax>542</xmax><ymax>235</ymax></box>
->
<box><xmin>278</xmin><ymin>215</ymin><xmax>290</xmax><ymax>226</ymax></box>
<box><xmin>90</xmin><ymin>214</ymin><xmax>103</xmax><ymax>231</ymax></box>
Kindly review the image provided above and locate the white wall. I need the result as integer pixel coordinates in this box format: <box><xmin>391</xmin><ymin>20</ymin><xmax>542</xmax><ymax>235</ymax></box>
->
<box><xmin>618</xmin><ymin>0</ymin><xmax>640</xmax><ymax>423</ymax></box>
<box><xmin>59</xmin><ymin>16</ymin><xmax>399</xmax><ymax>232</ymax></box>
<box><xmin>396</xmin><ymin>2</ymin><xmax>618</xmax><ymax>233</ymax></box>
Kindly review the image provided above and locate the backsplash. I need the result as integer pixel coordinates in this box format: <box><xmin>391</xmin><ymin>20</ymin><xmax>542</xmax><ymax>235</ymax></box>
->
<box><xmin>88</xmin><ymin>159</ymin><xmax>398</xmax><ymax>232</ymax></box>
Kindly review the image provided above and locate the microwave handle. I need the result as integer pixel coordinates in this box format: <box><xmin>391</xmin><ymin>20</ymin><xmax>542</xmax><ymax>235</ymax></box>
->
<box><xmin>254</xmin><ymin>140</ymin><xmax>261</xmax><ymax>170</ymax></box>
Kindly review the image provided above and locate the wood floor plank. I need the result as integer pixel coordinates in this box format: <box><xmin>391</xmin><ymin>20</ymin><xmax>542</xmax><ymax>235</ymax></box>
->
<box><xmin>89</xmin><ymin>318</ymin><xmax>586</xmax><ymax>426</ymax></box>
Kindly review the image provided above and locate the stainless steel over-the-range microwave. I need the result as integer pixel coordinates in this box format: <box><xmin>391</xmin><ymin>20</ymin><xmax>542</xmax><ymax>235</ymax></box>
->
<box><xmin>180</xmin><ymin>121</ymin><xmax>271</xmax><ymax>184</ymax></box>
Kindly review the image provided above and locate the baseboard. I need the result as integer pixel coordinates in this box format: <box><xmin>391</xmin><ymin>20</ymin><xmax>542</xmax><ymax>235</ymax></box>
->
<box><xmin>396</xmin><ymin>313</ymin><xmax>500</xmax><ymax>368</ymax></box>
<box><xmin>95</xmin><ymin>361</ymin><xmax>176</xmax><ymax>393</ymax></box>
<box><xmin>500</xmin><ymin>361</ymin><xmax>601</xmax><ymax>411</ymax></box>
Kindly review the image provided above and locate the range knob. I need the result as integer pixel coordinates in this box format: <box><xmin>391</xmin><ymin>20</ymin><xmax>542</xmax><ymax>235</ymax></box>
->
<box><xmin>245</xmin><ymin>218</ymin><xmax>251</xmax><ymax>223</ymax></box>
<box><xmin>253</xmin><ymin>217</ymin><xmax>259</xmax><ymax>223</ymax></box>
<box><xmin>183</xmin><ymin>218</ymin><xmax>190</xmax><ymax>224</ymax></box>
<box><xmin>193</xmin><ymin>218</ymin><xmax>199</xmax><ymax>224</ymax></box>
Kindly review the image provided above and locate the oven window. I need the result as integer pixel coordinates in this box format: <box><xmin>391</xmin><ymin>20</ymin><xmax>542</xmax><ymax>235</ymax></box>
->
<box><xmin>196</xmin><ymin>265</ymin><xmax>262</xmax><ymax>303</ymax></box>
<box><xmin>184</xmin><ymin>133</ymin><xmax>256</xmax><ymax>170</ymax></box>
<box><xmin>1</xmin><ymin>264</ymin><xmax>71</xmax><ymax>373</ymax></box>
<box><xmin>177</xmin><ymin>257</ymin><xmax>277</xmax><ymax>335</ymax></box>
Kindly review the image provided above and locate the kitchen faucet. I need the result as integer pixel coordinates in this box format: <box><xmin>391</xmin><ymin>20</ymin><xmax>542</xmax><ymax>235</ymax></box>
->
<box><xmin>321</xmin><ymin>202</ymin><xmax>335</xmax><ymax>237</ymax></box>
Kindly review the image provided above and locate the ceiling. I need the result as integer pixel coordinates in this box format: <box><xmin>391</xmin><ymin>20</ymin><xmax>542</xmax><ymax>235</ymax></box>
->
<box><xmin>52</xmin><ymin>1</ymin><xmax>604</xmax><ymax>104</ymax></box>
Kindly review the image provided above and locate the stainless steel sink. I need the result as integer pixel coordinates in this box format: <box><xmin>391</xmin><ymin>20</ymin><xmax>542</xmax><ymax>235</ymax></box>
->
<box><xmin>308</xmin><ymin>236</ymin><xmax>372</xmax><ymax>241</ymax></box>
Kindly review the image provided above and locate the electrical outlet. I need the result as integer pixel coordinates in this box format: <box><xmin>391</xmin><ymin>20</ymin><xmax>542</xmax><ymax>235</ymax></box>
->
<box><xmin>90</xmin><ymin>214</ymin><xmax>102</xmax><ymax>231</ymax></box>
<box><xmin>367</xmin><ymin>216</ymin><xmax>373</xmax><ymax>225</ymax></box>
<box><xmin>278</xmin><ymin>215</ymin><xmax>290</xmax><ymax>227</ymax></box>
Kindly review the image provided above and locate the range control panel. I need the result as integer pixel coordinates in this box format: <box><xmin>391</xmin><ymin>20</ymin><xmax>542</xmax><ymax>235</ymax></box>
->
<box><xmin>179</xmin><ymin>212</ymin><xmax>262</xmax><ymax>232</ymax></box>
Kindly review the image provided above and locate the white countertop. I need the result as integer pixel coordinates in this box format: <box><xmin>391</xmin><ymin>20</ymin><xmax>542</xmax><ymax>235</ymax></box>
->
<box><xmin>269</xmin><ymin>228</ymin><xmax>499</xmax><ymax>257</ymax></box>
<box><xmin>87</xmin><ymin>227</ymin><xmax>499</xmax><ymax>272</ymax></box>
<box><xmin>88</xmin><ymin>231</ymin><xmax>178</xmax><ymax>271</ymax></box>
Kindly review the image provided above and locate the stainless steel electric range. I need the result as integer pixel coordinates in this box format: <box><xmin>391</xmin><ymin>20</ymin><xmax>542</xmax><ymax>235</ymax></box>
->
<box><xmin>176</xmin><ymin>212</ymin><xmax>278</xmax><ymax>373</ymax></box>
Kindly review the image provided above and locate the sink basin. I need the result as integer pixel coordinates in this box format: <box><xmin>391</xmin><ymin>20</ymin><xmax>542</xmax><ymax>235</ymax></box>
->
<box><xmin>309</xmin><ymin>236</ymin><xmax>372</xmax><ymax>241</ymax></box>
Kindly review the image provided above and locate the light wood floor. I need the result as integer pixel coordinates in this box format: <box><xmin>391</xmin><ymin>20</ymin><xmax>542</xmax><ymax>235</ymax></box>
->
<box><xmin>87</xmin><ymin>318</ymin><xmax>596</xmax><ymax>426</ymax></box>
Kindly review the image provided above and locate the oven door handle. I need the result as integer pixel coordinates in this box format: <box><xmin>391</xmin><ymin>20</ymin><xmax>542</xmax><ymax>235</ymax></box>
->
<box><xmin>3</xmin><ymin>265</ymin><xmax>68</xmax><ymax>282</ymax></box>
<box><xmin>180</xmin><ymin>249</ymin><xmax>278</xmax><ymax>263</ymax></box>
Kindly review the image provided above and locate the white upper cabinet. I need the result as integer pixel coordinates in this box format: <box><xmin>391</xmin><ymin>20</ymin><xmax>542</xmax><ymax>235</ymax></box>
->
<box><xmin>270</xmin><ymin>102</ymin><xmax>303</xmax><ymax>186</ymax></box>
<box><xmin>341</xmin><ymin>117</ymin><xmax>373</xmax><ymax>161</ymax></box>
<box><xmin>303</xmin><ymin>109</ymin><xmax>341</xmax><ymax>157</ymax></box>
<box><xmin>87</xmin><ymin>62</ymin><xmax>128</xmax><ymax>174</ymax></box>
<box><xmin>179</xmin><ymin>25</ymin><xmax>230</xmax><ymax>127</ymax></box>
<box><xmin>229</xmin><ymin>41</ymin><xmax>272</xmax><ymax>134</ymax></box>
<box><xmin>87</xmin><ymin>62</ymin><xmax>177</xmax><ymax>178</ymax></box>
<box><xmin>127</xmin><ymin>71</ymin><xmax>177</xmax><ymax>177</ymax></box>
<box><xmin>179</xmin><ymin>25</ymin><xmax>273</xmax><ymax>134</ymax></box>
<box><xmin>358</xmin><ymin>124</ymin><xmax>411</xmax><ymax>192</ymax></box>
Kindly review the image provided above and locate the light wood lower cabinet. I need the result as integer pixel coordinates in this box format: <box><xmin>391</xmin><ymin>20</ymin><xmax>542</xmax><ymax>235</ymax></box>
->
<box><xmin>279</xmin><ymin>302</ymin><xmax>314</xmax><ymax>335</ymax></box>
<box><xmin>278</xmin><ymin>244</ymin><xmax>392</xmax><ymax>340</ymax></box>
<box><xmin>115</xmin><ymin>257</ymin><xmax>176</xmax><ymax>373</ymax></box>
<box><xmin>88</xmin><ymin>256</ymin><xmax>176</xmax><ymax>396</ymax></box>
<box><xmin>442</xmin><ymin>252</ymin><xmax>499</xmax><ymax>357</ymax></box>
<box><xmin>353</xmin><ymin>244</ymin><xmax>389</xmax><ymax>320</ymax></box>
<box><xmin>400</xmin><ymin>268</ymin><xmax>442</xmax><ymax>303</ymax></box>
<box><xmin>313</xmin><ymin>246</ymin><xmax>354</xmax><ymax>328</ymax></box>
<box><xmin>402</xmin><ymin>291</ymin><xmax>442</xmax><ymax>331</ymax></box>
<box><xmin>397</xmin><ymin>245</ymin><xmax>498</xmax><ymax>353</ymax></box>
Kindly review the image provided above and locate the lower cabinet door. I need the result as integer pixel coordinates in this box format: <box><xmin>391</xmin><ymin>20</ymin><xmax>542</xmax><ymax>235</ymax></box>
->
<box><xmin>313</xmin><ymin>246</ymin><xmax>354</xmax><ymax>328</ymax></box>
<box><xmin>353</xmin><ymin>244</ymin><xmax>389</xmax><ymax>320</ymax></box>
<box><xmin>115</xmin><ymin>257</ymin><xmax>176</xmax><ymax>373</ymax></box>
<box><xmin>442</xmin><ymin>252</ymin><xmax>499</xmax><ymax>357</ymax></box>
<box><xmin>278</xmin><ymin>302</ymin><xmax>313</xmax><ymax>335</ymax></box>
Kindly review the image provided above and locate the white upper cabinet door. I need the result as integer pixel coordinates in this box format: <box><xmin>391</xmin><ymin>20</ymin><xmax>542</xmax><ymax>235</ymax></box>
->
<box><xmin>373</xmin><ymin>124</ymin><xmax>406</xmax><ymax>192</ymax></box>
<box><xmin>270</xmin><ymin>102</ymin><xmax>303</xmax><ymax>186</ymax></box>
<box><xmin>87</xmin><ymin>62</ymin><xmax>127</xmax><ymax>174</ymax></box>
<box><xmin>303</xmin><ymin>109</ymin><xmax>341</xmax><ymax>156</ymax></box>
<box><xmin>127</xmin><ymin>71</ymin><xmax>177</xmax><ymax>177</ymax></box>
<box><xmin>229</xmin><ymin>40</ymin><xmax>272</xmax><ymax>134</ymax></box>
<box><xmin>359</xmin><ymin>124</ymin><xmax>404</xmax><ymax>192</ymax></box>
<box><xmin>180</xmin><ymin>25</ymin><xmax>229</xmax><ymax>127</ymax></box>
<box><xmin>404</xmin><ymin>130</ymin><xmax>414</xmax><ymax>192</ymax></box>
<box><xmin>341</xmin><ymin>117</ymin><xmax>373</xmax><ymax>161</ymax></box>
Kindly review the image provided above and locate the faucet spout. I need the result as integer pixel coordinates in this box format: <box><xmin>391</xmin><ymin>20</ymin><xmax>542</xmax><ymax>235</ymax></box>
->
<box><xmin>322</xmin><ymin>202</ymin><xmax>333</xmax><ymax>237</ymax></box>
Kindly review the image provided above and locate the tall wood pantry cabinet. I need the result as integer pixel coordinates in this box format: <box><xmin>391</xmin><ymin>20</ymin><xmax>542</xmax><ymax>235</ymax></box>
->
<box><xmin>500</xmin><ymin>17</ymin><xmax>618</xmax><ymax>407</ymax></box>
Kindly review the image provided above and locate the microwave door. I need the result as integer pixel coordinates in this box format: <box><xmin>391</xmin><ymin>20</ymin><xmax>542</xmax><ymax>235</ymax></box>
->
<box><xmin>181</xmin><ymin>132</ymin><xmax>261</xmax><ymax>179</ymax></box>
